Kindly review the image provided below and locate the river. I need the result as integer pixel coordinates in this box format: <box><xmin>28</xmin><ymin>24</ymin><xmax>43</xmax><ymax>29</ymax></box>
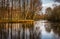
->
<box><xmin>34</xmin><ymin>20</ymin><xmax>60</xmax><ymax>39</ymax></box>
<box><xmin>0</xmin><ymin>20</ymin><xmax>60</xmax><ymax>39</ymax></box>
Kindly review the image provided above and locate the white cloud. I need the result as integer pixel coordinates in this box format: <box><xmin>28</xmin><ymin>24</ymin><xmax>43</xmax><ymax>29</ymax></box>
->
<box><xmin>42</xmin><ymin>2</ymin><xmax>60</xmax><ymax>14</ymax></box>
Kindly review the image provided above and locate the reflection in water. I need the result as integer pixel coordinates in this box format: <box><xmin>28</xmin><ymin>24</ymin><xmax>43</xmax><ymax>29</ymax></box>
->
<box><xmin>0</xmin><ymin>20</ymin><xmax>60</xmax><ymax>39</ymax></box>
<box><xmin>35</xmin><ymin>20</ymin><xmax>60</xmax><ymax>39</ymax></box>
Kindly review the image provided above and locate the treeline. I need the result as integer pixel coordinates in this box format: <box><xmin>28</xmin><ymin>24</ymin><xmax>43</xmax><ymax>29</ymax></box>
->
<box><xmin>45</xmin><ymin>5</ymin><xmax>60</xmax><ymax>22</ymax></box>
<box><xmin>0</xmin><ymin>0</ymin><xmax>42</xmax><ymax>21</ymax></box>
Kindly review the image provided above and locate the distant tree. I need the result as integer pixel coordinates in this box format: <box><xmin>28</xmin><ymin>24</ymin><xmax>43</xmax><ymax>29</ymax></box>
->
<box><xmin>45</xmin><ymin>7</ymin><xmax>52</xmax><ymax>20</ymax></box>
<box><xmin>46</xmin><ymin>5</ymin><xmax>60</xmax><ymax>22</ymax></box>
<box><xmin>51</xmin><ymin>5</ymin><xmax>60</xmax><ymax>22</ymax></box>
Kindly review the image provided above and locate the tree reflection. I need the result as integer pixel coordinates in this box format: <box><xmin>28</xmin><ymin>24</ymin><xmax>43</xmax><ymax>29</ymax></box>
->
<box><xmin>34</xmin><ymin>27</ymin><xmax>41</xmax><ymax>39</ymax></box>
<box><xmin>44</xmin><ymin>22</ymin><xmax>60</xmax><ymax>37</ymax></box>
<box><xmin>44</xmin><ymin>22</ymin><xmax>51</xmax><ymax>33</ymax></box>
<box><xmin>0</xmin><ymin>23</ymin><xmax>8</xmax><ymax>39</ymax></box>
<box><xmin>0</xmin><ymin>23</ymin><xmax>41</xmax><ymax>39</ymax></box>
<box><xmin>51</xmin><ymin>23</ymin><xmax>60</xmax><ymax>36</ymax></box>
<box><xmin>45</xmin><ymin>22</ymin><xmax>60</xmax><ymax>36</ymax></box>
<box><xmin>45</xmin><ymin>27</ymin><xmax>51</xmax><ymax>33</ymax></box>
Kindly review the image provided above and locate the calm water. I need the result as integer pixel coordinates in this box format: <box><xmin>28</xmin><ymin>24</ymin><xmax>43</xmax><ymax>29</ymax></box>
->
<box><xmin>35</xmin><ymin>20</ymin><xmax>60</xmax><ymax>39</ymax></box>
<box><xmin>0</xmin><ymin>20</ymin><xmax>60</xmax><ymax>39</ymax></box>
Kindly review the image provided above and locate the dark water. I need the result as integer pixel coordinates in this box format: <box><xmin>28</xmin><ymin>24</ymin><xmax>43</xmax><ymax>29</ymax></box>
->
<box><xmin>0</xmin><ymin>20</ymin><xmax>60</xmax><ymax>39</ymax></box>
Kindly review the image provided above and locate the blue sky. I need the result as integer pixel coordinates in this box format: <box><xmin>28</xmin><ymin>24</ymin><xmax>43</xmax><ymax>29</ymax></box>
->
<box><xmin>41</xmin><ymin>0</ymin><xmax>60</xmax><ymax>14</ymax></box>
<box><xmin>42</xmin><ymin>0</ymin><xmax>55</xmax><ymax>8</ymax></box>
<box><xmin>42</xmin><ymin>0</ymin><xmax>54</xmax><ymax>4</ymax></box>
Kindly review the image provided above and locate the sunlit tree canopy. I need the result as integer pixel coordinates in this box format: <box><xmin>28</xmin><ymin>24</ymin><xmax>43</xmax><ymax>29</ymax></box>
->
<box><xmin>0</xmin><ymin>0</ymin><xmax>42</xmax><ymax>21</ymax></box>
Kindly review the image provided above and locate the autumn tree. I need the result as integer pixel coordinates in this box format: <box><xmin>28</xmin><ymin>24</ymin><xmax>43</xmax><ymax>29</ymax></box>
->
<box><xmin>22</xmin><ymin>0</ymin><xmax>42</xmax><ymax>20</ymax></box>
